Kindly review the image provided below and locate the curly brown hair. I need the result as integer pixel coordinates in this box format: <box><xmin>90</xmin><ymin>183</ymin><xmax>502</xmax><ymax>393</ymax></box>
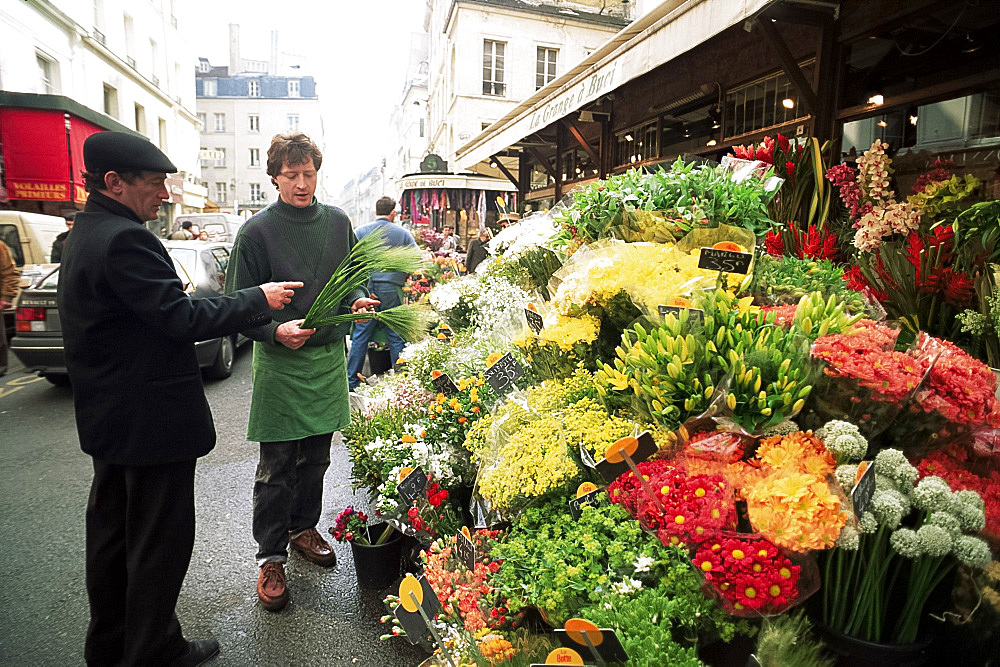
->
<box><xmin>266</xmin><ymin>133</ymin><xmax>323</xmax><ymax>180</ymax></box>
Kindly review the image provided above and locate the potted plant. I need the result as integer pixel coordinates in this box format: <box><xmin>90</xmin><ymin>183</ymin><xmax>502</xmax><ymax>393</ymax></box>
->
<box><xmin>330</xmin><ymin>506</ymin><xmax>403</xmax><ymax>589</ymax></box>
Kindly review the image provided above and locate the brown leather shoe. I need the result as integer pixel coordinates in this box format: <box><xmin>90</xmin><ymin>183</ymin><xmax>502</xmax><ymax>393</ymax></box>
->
<box><xmin>289</xmin><ymin>528</ymin><xmax>337</xmax><ymax>567</ymax></box>
<box><xmin>257</xmin><ymin>562</ymin><xmax>289</xmax><ymax>612</ymax></box>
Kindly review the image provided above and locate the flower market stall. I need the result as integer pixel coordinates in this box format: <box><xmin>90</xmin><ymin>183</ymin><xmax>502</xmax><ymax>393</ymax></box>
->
<box><xmin>333</xmin><ymin>141</ymin><xmax>999</xmax><ymax>666</ymax></box>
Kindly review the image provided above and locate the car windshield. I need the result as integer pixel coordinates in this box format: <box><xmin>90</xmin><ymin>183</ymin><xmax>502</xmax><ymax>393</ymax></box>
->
<box><xmin>167</xmin><ymin>247</ymin><xmax>198</xmax><ymax>285</ymax></box>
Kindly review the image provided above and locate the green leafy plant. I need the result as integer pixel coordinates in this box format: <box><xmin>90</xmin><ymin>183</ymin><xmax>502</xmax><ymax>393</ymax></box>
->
<box><xmin>749</xmin><ymin>254</ymin><xmax>868</xmax><ymax>312</ymax></box>
<box><xmin>753</xmin><ymin>612</ymin><xmax>833</xmax><ymax>667</ymax></box>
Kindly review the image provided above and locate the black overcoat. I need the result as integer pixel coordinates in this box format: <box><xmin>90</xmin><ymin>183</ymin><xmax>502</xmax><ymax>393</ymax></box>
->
<box><xmin>58</xmin><ymin>193</ymin><xmax>271</xmax><ymax>465</ymax></box>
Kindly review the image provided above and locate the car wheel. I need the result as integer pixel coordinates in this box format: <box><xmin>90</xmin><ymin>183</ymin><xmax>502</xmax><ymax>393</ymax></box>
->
<box><xmin>205</xmin><ymin>336</ymin><xmax>235</xmax><ymax>379</ymax></box>
<box><xmin>44</xmin><ymin>373</ymin><xmax>71</xmax><ymax>387</ymax></box>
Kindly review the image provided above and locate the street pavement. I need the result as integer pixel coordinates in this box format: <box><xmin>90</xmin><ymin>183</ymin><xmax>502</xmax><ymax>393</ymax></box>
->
<box><xmin>0</xmin><ymin>349</ymin><xmax>429</xmax><ymax>666</ymax></box>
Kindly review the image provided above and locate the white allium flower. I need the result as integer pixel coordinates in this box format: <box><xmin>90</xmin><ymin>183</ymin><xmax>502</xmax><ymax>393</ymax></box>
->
<box><xmin>859</xmin><ymin>512</ymin><xmax>879</xmax><ymax>534</ymax></box>
<box><xmin>911</xmin><ymin>476</ymin><xmax>953</xmax><ymax>512</ymax></box>
<box><xmin>916</xmin><ymin>524</ymin><xmax>952</xmax><ymax>558</ymax></box>
<box><xmin>927</xmin><ymin>511</ymin><xmax>962</xmax><ymax>537</ymax></box>
<box><xmin>816</xmin><ymin>420</ymin><xmax>868</xmax><ymax>464</ymax></box>
<box><xmin>889</xmin><ymin>528</ymin><xmax>922</xmax><ymax>558</ymax></box>
<box><xmin>953</xmin><ymin>489</ymin><xmax>985</xmax><ymax>511</ymax></box>
<box><xmin>871</xmin><ymin>489</ymin><xmax>909</xmax><ymax>529</ymax></box>
<box><xmin>761</xmin><ymin>420</ymin><xmax>802</xmax><ymax>437</ymax></box>
<box><xmin>952</xmin><ymin>498</ymin><xmax>986</xmax><ymax>533</ymax></box>
<box><xmin>835</xmin><ymin>464</ymin><xmax>859</xmax><ymax>491</ymax></box>
<box><xmin>836</xmin><ymin>524</ymin><xmax>860</xmax><ymax>550</ymax></box>
<box><xmin>952</xmin><ymin>535</ymin><xmax>992</xmax><ymax>569</ymax></box>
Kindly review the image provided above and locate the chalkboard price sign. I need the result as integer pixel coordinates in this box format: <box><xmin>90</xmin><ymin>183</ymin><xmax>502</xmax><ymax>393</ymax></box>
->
<box><xmin>484</xmin><ymin>352</ymin><xmax>525</xmax><ymax>395</ymax></box>
<box><xmin>568</xmin><ymin>488</ymin><xmax>604</xmax><ymax>521</ymax></box>
<box><xmin>525</xmin><ymin>308</ymin><xmax>544</xmax><ymax>334</ymax></box>
<box><xmin>455</xmin><ymin>529</ymin><xmax>476</xmax><ymax>571</ymax></box>
<box><xmin>658</xmin><ymin>304</ymin><xmax>705</xmax><ymax>324</ymax></box>
<box><xmin>698</xmin><ymin>247</ymin><xmax>753</xmax><ymax>274</ymax></box>
<box><xmin>851</xmin><ymin>461</ymin><xmax>877</xmax><ymax>519</ymax></box>
<box><xmin>397</xmin><ymin>466</ymin><xmax>429</xmax><ymax>504</ymax></box>
<box><xmin>432</xmin><ymin>372</ymin><xmax>459</xmax><ymax>396</ymax></box>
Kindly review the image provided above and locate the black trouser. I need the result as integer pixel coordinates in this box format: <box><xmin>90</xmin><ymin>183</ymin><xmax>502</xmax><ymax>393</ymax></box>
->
<box><xmin>252</xmin><ymin>433</ymin><xmax>333</xmax><ymax>565</ymax></box>
<box><xmin>84</xmin><ymin>458</ymin><xmax>195</xmax><ymax>666</ymax></box>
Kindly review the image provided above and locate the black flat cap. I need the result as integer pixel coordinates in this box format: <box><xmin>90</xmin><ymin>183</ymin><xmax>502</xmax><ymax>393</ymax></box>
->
<box><xmin>84</xmin><ymin>131</ymin><xmax>178</xmax><ymax>174</ymax></box>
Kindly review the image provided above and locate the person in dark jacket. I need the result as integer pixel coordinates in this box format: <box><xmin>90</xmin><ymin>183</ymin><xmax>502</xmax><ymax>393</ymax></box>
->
<box><xmin>50</xmin><ymin>212</ymin><xmax>75</xmax><ymax>262</ymax></box>
<box><xmin>58</xmin><ymin>131</ymin><xmax>302</xmax><ymax>667</ymax></box>
<box><xmin>463</xmin><ymin>228</ymin><xmax>492</xmax><ymax>274</ymax></box>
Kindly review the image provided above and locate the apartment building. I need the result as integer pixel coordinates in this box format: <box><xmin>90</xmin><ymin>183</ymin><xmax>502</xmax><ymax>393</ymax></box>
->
<box><xmin>0</xmin><ymin>0</ymin><xmax>204</xmax><ymax>228</ymax></box>
<box><xmin>195</xmin><ymin>24</ymin><xmax>323</xmax><ymax>216</ymax></box>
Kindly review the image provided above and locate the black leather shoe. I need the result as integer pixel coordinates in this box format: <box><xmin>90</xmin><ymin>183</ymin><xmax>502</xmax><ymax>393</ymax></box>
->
<box><xmin>169</xmin><ymin>639</ymin><xmax>220</xmax><ymax>666</ymax></box>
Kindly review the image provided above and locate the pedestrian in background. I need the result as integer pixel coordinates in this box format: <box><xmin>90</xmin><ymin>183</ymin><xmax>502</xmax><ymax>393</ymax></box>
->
<box><xmin>346</xmin><ymin>196</ymin><xmax>417</xmax><ymax>388</ymax></box>
<box><xmin>169</xmin><ymin>220</ymin><xmax>195</xmax><ymax>240</ymax></box>
<box><xmin>58</xmin><ymin>131</ymin><xmax>302</xmax><ymax>666</ymax></box>
<box><xmin>463</xmin><ymin>227</ymin><xmax>492</xmax><ymax>274</ymax></box>
<box><xmin>0</xmin><ymin>239</ymin><xmax>20</xmax><ymax>377</ymax></box>
<box><xmin>50</xmin><ymin>212</ymin><xmax>75</xmax><ymax>262</ymax></box>
<box><xmin>439</xmin><ymin>223</ymin><xmax>459</xmax><ymax>253</ymax></box>
<box><xmin>225</xmin><ymin>132</ymin><xmax>379</xmax><ymax>612</ymax></box>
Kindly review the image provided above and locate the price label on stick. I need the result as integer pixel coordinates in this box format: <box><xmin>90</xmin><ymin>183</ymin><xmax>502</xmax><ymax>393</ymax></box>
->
<box><xmin>658</xmin><ymin>304</ymin><xmax>705</xmax><ymax>325</ymax></box>
<box><xmin>455</xmin><ymin>526</ymin><xmax>476</xmax><ymax>571</ymax></box>
<box><xmin>556</xmin><ymin>619</ymin><xmax>629</xmax><ymax>664</ymax></box>
<box><xmin>395</xmin><ymin>574</ymin><xmax>445</xmax><ymax>648</ymax></box>
<box><xmin>525</xmin><ymin>307</ymin><xmax>544</xmax><ymax>334</ymax></box>
<box><xmin>484</xmin><ymin>352</ymin><xmax>525</xmax><ymax>395</ymax></box>
<box><xmin>432</xmin><ymin>372</ymin><xmax>459</xmax><ymax>395</ymax></box>
<box><xmin>569</xmin><ymin>483</ymin><xmax>603</xmax><ymax>521</ymax></box>
<box><xmin>851</xmin><ymin>460</ymin><xmax>877</xmax><ymax>519</ymax></box>
<box><xmin>595</xmin><ymin>431</ymin><xmax>657</xmax><ymax>483</ymax></box>
<box><xmin>397</xmin><ymin>466</ymin><xmax>428</xmax><ymax>504</ymax></box>
<box><xmin>698</xmin><ymin>247</ymin><xmax>753</xmax><ymax>274</ymax></box>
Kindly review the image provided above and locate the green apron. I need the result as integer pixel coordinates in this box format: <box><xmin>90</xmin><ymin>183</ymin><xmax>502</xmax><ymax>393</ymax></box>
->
<box><xmin>247</xmin><ymin>340</ymin><xmax>351</xmax><ymax>442</ymax></box>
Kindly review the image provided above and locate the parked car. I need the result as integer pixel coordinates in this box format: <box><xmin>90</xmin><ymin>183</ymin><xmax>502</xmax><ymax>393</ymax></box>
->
<box><xmin>10</xmin><ymin>240</ymin><xmax>251</xmax><ymax>386</ymax></box>
<box><xmin>172</xmin><ymin>213</ymin><xmax>245</xmax><ymax>242</ymax></box>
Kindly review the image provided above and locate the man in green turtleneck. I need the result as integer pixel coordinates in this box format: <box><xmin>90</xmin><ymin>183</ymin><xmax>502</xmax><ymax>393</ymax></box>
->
<box><xmin>225</xmin><ymin>133</ymin><xmax>380</xmax><ymax>612</ymax></box>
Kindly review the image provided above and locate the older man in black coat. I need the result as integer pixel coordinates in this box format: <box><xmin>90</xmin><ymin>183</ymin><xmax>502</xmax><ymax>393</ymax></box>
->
<box><xmin>58</xmin><ymin>131</ymin><xmax>302</xmax><ymax>667</ymax></box>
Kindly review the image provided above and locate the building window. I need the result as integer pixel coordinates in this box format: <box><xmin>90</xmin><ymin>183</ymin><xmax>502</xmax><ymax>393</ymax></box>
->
<box><xmin>214</xmin><ymin>148</ymin><xmax>226</xmax><ymax>167</ymax></box>
<box><xmin>724</xmin><ymin>62</ymin><xmax>813</xmax><ymax>139</ymax></box>
<box><xmin>288</xmin><ymin>79</ymin><xmax>300</xmax><ymax>97</ymax></box>
<box><xmin>287</xmin><ymin>114</ymin><xmax>299</xmax><ymax>131</ymax></box>
<box><xmin>248</xmin><ymin>79</ymin><xmax>260</xmax><ymax>97</ymax></box>
<box><xmin>197</xmin><ymin>112</ymin><xmax>207</xmax><ymax>128</ymax></box>
<box><xmin>215</xmin><ymin>182</ymin><xmax>227</xmax><ymax>204</ymax></box>
<box><xmin>536</xmin><ymin>47</ymin><xmax>557</xmax><ymax>90</ymax></box>
<box><xmin>200</xmin><ymin>147</ymin><xmax>210</xmax><ymax>168</ymax></box>
<box><xmin>214</xmin><ymin>113</ymin><xmax>225</xmax><ymax>132</ymax></box>
<box><xmin>248</xmin><ymin>114</ymin><xmax>260</xmax><ymax>132</ymax></box>
<box><xmin>203</xmin><ymin>78</ymin><xmax>217</xmax><ymax>96</ymax></box>
<box><xmin>158</xmin><ymin>118</ymin><xmax>167</xmax><ymax>151</ymax></box>
<box><xmin>483</xmin><ymin>40</ymin><xmax>506</xmax><ymax>97</ymax></box>
<box><xmin>615</xmin><ymin>120</ymin><xmax>659</xmax><ymax>167</ymax></box>
<box><xmin>419</xmin><ymin>118</ymin><xmax>424</xmax><ymax>138</ymax></box>
<box><xmin>249</xmin><ymin>148</ymin><xmax>260</xmax><ymax>167</ymax></box>
<box><xmin>36</xmin><ymin>52</ymin><xmax>57</xmax><ymax>94</ymax></box>
<box><xmin>134</xmin><ymin>103</ymin><xmax>145</xmax><ymax>135</ymax></box>
<box><xmin>103</xmin><ymin>83</ymin><xmax>118</xmax><ymax>118</ymax></box>
<box><xmin>249</xmin><ymin>183</ymin><xmax>262</xmax><ymax>201</ymax></box>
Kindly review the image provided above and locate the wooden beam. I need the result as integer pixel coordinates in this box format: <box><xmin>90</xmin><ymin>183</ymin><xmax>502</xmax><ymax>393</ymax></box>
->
<box><xmin>489</xmin><ymin>154</ymin><xmax>519</xmax><ymax>189</ymax></box>
<box><xmin>835</xmin><ymin>69</ymin><xmax>1000</xmax><ymax>121</ymax></box>
<box><xmin>560</xmin><ymin>119</ymin><xmax>601</xmax><ymax>166</ymax></box>
<box><xmin>527</xmin><ymin>147</ymin><xmax>556</xmax><ymax>180</ymax></box>
<box><xmin>756</xmin><ymin>18</ymin><xmax>821</xmax><ymax>117</ymax></box>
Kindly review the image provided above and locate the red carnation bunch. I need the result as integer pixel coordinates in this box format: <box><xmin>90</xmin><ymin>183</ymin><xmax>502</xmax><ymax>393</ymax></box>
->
<box><xmin>692</xmin><ymin>535</ymin><xmax>801</xmax><ymax>615</ymax></box>
<box><xmin>607</xmin><ymin>459</ymin><xmax>736</xmax><ymax>547</ymax></box>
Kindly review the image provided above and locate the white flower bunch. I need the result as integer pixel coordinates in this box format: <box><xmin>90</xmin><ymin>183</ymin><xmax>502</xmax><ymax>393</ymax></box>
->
<box><xmin>469</xmin><ymin>274</ymin><xmax>531</xmax><ymax>336</ymax></box>
<box><xmin>610</xmin><ymin>577</ymin><xmax>643</xmax><ymax>596</ymax></box>
<box><xmin>816</xmin><ymin>420</ymin><xmax>868</xmax><ymax>464</ymax></box>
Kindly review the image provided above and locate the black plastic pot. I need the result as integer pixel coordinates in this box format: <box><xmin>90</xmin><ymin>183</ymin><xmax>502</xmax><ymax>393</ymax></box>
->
<box><xmin>367</xmin><ymin>348</ymin><xmax>392</xmax><ymax>375</ymax></box>
<box><xmin>817</xmin><ymin>625</ymin><xmax>933</xmax><ymax>667</ymax></box>
<box><xmin>349</xmin><ymin>523</ymin><xmax>402</xmax><ymax>589</ymax></box>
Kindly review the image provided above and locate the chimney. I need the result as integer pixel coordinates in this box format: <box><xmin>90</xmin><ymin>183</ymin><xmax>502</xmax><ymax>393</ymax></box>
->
<box><xmin>229</xmin><ymin>23</ymin><xmax>240</xmax><ymax>74</ymax></box>
<box><xmin>269</xmin><ymin>31</ymin><xmax>278</xmax><ymax>75</ymax></box>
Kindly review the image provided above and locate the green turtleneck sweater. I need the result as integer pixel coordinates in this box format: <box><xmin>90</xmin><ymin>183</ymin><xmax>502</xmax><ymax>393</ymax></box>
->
<box><xmin>225</xmin><ymin>197</ymin><xmax>366</xmax><ymax>346</ymax></box>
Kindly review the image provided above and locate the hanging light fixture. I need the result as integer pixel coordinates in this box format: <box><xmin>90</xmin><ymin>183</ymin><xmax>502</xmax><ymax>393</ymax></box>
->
<box><xmin>706</xmin><ymin>138</ymin><xmax>718</xmax><ymax>146</ymax></box>
<box><xmin>868</xmin><ymin>94</ymin><xmax>885</xmax><ymax>106</ymax></box>
<box><xmin>782</xmin><ymin>98</ymin><xmax>795</xmax><ymax>109</ymax></box>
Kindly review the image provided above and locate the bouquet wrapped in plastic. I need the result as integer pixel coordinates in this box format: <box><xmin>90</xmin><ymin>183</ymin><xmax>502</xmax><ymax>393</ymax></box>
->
<box><xmin>512</xmin><ymin>301</ymin><xmax>600</xmax><ymax>381</ymax></box>
<box><xmin>804</xmin><ymin>319</ymin><xmax>934</xmax><ymax>439</ymax></box>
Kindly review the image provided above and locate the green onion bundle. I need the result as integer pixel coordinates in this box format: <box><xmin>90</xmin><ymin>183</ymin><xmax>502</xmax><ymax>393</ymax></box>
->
<box><xmin>301</xmin><ymin>226</ymin><xmax>427</xmax><ymax>330</ymax></box>
<box><xmin>310</xmin><ymin>303</ymin><xmax>435</xmax><ymax>343</ymax></box>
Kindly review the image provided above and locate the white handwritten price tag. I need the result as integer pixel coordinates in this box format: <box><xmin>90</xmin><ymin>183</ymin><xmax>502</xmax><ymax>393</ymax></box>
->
<box><xmin>484</xmin><ymin>352</ymin><xmax>525</xmax><ymax>395</ymax></box>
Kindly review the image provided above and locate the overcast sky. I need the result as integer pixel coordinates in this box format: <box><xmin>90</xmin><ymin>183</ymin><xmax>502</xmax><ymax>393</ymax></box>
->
<box><xmin>188</xmin><ymin>0</ymin><xmax>427</xmax><ymax>196</ymax></box>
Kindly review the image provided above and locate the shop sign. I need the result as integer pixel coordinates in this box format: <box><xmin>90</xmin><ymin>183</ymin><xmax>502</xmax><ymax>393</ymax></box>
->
<box><xmin>528</xmin><ymin>61</ymin><xmax>617</xmax><ymax>131</ymax></box>
<box><xmin>166</xmin><ymin>174</ymin><xmax>185</xmax><ymax>205</ymax></box>
<box><xmin>6</xmin><ymin>181</ymin><xmax>69</xmax><ymax>201</ymax></box>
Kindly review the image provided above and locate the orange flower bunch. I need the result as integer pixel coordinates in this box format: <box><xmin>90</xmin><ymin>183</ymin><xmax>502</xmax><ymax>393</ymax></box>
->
<box><xmin>476</xmin><ymin>634</ymin><xmax>517</xmax><ymax>664</ymax></box>
<box><xmin>742</xmin><ymin>431</ymin><xmax>847</xmax><ymax>552</ymax></box>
